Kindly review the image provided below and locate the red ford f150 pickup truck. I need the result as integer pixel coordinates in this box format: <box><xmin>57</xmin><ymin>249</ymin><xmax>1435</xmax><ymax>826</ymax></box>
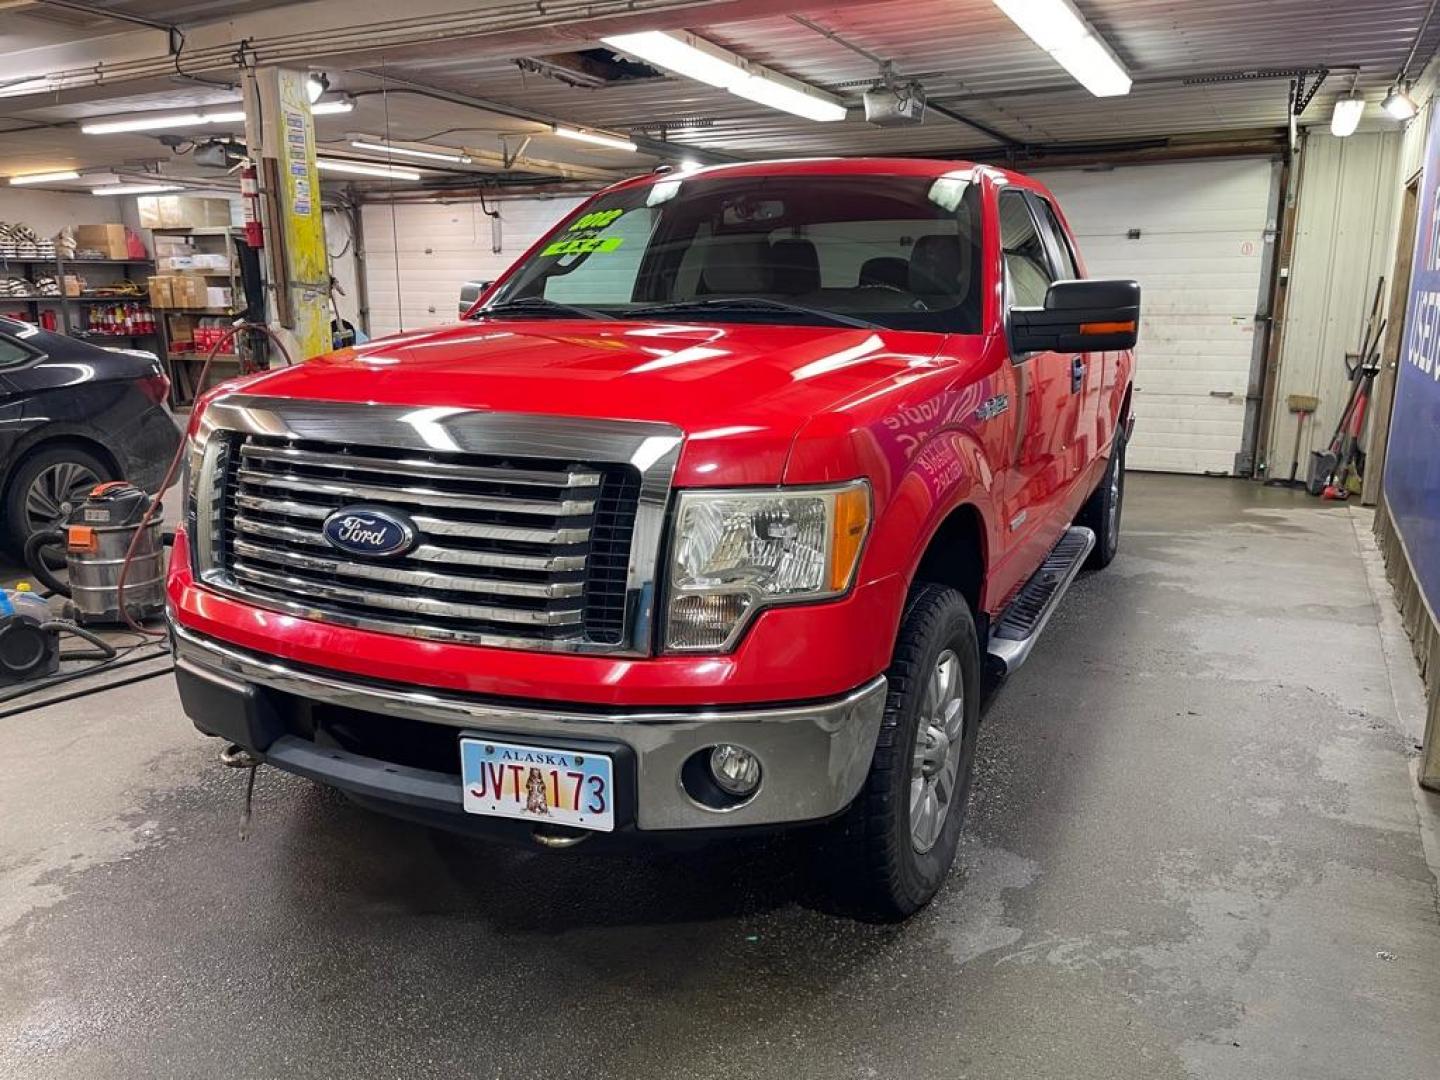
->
<box><xmin>170</xmin><ymin>158</ymin><xmax>1137</xmax><ymax>919</ymax></box>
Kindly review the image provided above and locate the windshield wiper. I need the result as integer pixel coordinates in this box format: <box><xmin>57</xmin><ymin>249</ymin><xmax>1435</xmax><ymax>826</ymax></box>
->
<box><xmin>478</xmin><ymin>296</ymin><xmax>608</xmax><ymax>321</ymax></box>
<box><xmin>626</xmin><ymin>297</ymin><xmax>882</xmax><ymax>330</ymax></box>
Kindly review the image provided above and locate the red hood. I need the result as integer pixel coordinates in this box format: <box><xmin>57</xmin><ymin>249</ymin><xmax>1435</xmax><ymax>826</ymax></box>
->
<box><xmin>230</xmin><ymin>319</ymin><xmax>963</xmax><ymax>485</ymax></box>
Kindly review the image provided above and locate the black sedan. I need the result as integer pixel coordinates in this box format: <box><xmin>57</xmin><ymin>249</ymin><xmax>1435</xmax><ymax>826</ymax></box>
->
<box><xmin>0</xmin><ymin>317</ymin><xmax>181</xmax><ymax>550</ymax></box>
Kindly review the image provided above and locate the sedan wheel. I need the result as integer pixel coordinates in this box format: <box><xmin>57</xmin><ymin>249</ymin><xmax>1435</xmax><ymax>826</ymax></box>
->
<box><xmin>25</xmin><ymin>460</ymin><xmax>101</xmax><ymax>535</ymax></box>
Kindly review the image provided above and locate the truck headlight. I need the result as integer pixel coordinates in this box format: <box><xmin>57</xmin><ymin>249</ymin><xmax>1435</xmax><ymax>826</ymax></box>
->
<box><xmin>664</xmin><ymin>481</ymin><xmax>871</xmax><ymax>652</ymax></box>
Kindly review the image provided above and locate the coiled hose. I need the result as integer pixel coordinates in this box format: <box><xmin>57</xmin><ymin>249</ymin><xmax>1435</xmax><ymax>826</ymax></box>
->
<box><xmin>22</xmin><ymin>528</ymin><xmax>68</xmax><ymax>597</ymax></box>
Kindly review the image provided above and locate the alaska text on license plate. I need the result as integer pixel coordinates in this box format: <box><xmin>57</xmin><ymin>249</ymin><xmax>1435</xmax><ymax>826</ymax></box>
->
<box><xmin>459</xmin><ymin>737</ymin><xmax>614</xmax><ymax>832</ymax></box>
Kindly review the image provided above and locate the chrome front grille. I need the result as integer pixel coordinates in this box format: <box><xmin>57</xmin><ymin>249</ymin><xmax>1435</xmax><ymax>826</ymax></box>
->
<box><xmin>212</xmin><ymin>434</ymin><xmax>640</xmax><ymax>648</ymax></box>
<box><xmin>189</xmin><ymin>397</ymin><xmax>682</xmax><ymax>654</ymax></box>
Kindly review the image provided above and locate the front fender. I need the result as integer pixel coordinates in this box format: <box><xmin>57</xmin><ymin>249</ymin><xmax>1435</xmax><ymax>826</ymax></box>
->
<box><xmin>783</xmin><ymin>362</ymin><xmax>1007</xmax><ymax>638</ymax></box>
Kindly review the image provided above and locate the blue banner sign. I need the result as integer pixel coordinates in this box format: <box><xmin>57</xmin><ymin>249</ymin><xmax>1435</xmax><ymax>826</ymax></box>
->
<box><xmin>1387</xmin><ymin>114</ymin><xmax>1440</xmax><ymax>617</ymax></box>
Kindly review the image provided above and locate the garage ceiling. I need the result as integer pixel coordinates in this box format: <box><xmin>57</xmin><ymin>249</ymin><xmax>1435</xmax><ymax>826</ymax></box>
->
<box><xmin>1</xmin><ymin>0</ymin><xmax>1437</xmax><ymax>187</ymax></box>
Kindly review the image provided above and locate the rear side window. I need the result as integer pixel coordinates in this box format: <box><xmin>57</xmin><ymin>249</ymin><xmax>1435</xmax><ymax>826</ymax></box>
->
<box><xmin>999</xmin><ymin>190</ymin><xmax>1053</xmax><ymax>308</ymax></box>
<box><xmin>0</xmin><ymin>334</ymin><xmax>37</xmax><ymax>368</ymax></box>
<box><xmin>1033</xmin><ymin>196</ymin><xmax>1080</xmax><ymax>280</ymax></box>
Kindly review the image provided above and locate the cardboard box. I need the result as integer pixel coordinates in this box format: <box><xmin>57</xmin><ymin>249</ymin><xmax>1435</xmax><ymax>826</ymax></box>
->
<box><xmin>147</xmin><ymin>276</ymin><xmax>173</xmax><ymax>308</ymax></box>
<box><xmin>152</xmin><ymin>235</ymin><xmax>193</xmax><ymax>257</ymax></box>
<box><xmin>61</xmin><ymin>275</ymin><xmax>82</xmax><ymax>297</ymax></box>
<box><xmin>75</xmin><ymin>224</ymin><xmax>128</xmax><ymax>260</ymax></box>
<box><xmin>205</xmin><ymin>286</ymin><xmax>232</xmax><ymax>309</ymax></box>
<box><xmin>166</xmin><ymin>314</ymin><xmax>195</xmax><ymax>350</ymax></box>
<box><xmin>190</xmin><ymin>253</ymin><xmax>230</xmax><ymax>271</ymax></box>
<box><xmin>137</xmin><ymin>196</ymin><xmax>233</xmax><ymax>229</ymax></box>
<box><xmin>172</xmin><ymin>273</ymin><xmax>208</xmax><ymax>309</ymax></box>
<box><xmin>159</xmin><ymin>255</ymin><xmax>197</xmax><ymax>271</ymax></box>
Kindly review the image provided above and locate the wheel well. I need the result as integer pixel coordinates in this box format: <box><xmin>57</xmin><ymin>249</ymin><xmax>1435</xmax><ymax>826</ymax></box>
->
<box><xmin>1</xmin><ymin>436</ymin><xmax>120</xmax><ymax>503</ymax></box>
<box><xmin>913</xmin><ymin>504</ymin><xmax>986</xmax><ymax>614</ymax></box>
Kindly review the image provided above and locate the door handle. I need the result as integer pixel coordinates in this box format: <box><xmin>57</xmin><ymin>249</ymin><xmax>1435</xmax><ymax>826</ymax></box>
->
<box><xmin>1071</xmin><ymin>355</ymin><xmax>1085</xmax><ymax>394</ymax></box>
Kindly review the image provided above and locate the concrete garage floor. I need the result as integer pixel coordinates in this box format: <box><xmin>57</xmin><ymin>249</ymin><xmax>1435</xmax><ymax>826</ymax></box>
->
<box><xmin>1</xmin><ymin>473</ymin><xmax>1438</xmax><ymax>1080</ymax></box>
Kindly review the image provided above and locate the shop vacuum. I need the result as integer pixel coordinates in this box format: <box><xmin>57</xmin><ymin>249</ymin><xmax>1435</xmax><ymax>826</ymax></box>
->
<box><xmin>3</xmin><ymin>481</ymin><xmax>168</xmax><ymax>686</ymax></box>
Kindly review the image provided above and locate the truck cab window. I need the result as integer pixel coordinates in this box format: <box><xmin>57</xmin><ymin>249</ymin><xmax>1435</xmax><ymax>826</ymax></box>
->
<box><xmin>999</xmin><ymin>190</ymin><xmax>1053</xmax><ymax>309</ymax></box>
<box><xmin>1032</xmin><ymin>196</ymin><xmax>1080</xmax><ymax>280</ymax></box>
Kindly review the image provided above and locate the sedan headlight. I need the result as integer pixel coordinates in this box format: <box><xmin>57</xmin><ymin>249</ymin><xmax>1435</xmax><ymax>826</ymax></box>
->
<box><xmin>665</xmin><ymin>480</ymin><xmax>871</xmax><ymax>651</ymax></box>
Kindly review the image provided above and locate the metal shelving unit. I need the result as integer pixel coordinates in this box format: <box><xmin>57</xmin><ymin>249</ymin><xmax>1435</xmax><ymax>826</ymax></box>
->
<box><xmin>149</xmin><ymin>226</ymin><xmax>243</xmax><ymax>404</ymax></box>
<box><xmin>0</xmin><ymin>255</ymin><xmax>165</xmax><ymax>352</ymax></box>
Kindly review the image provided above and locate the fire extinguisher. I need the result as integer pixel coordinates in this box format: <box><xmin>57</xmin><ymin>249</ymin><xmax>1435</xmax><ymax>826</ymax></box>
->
<box><xmin>241</xmin><ymin>161</ymin><xmax>264</xmax><ymax>248</ymax></box>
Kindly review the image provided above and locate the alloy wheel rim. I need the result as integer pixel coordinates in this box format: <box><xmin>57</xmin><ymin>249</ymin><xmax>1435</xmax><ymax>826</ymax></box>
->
<box><xmin>1107</xmin><ymin>452</ymin><xmax>1123</xmax><ymax>547</ymax></box>
<box><xmin>26</xmin><ymin>461</ymin><xmax>100</xmax><ymax>533</ymax></box>
<box><xmin>909</xmin><ymin>648</ymin><xmax>966</xmax><ymax>853</ymax></box>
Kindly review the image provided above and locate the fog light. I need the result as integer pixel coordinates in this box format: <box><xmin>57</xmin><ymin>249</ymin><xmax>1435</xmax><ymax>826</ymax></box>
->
<box><xmin>709</xmin><ymin>744</ymin><xmax>761</xmax><ymax>797</ymax></box>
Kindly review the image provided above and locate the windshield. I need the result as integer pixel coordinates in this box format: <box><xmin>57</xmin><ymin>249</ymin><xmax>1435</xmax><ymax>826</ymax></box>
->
<box><xmin>484</xmin><ymin>172</ymin><xmax>984</xmax><ymax>334</ymax></box>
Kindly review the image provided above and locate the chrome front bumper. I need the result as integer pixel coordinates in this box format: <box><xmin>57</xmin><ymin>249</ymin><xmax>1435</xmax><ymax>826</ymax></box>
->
<box><xmin>171</xmin><ymin>626</ymin><xmax>887</xmax><ymax>831</ymax></box>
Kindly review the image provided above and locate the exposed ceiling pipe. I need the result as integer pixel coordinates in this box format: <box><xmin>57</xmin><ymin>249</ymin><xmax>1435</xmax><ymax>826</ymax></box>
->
<box><xmin>350</xmin><ymin>76</ymin><xmax>745</xmax><ymax>164</ymax></box>
<box><xmin>1396</xmin><ymin>0</ymin><xmax>1440</xmax><ymax>84</ymax></box>
<box><xmin>457</xmin><ymin>145</ymin><xmax>623</xmax><ymax>181</ymax></box>
<box><xmin>0</xmin><ymin>0</ymin><xmax>811</xmax><ymax>103</ymax></box>
<box><xmin>34</xmin><ymin>0</ymin><xmax>174</xmax><ymax>32</ymax></box>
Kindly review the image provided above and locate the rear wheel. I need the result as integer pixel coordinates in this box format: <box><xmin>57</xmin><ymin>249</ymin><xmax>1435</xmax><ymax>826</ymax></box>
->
<box><xmin>4</xmin><ymin>446</ymin><xmax>112</xmax><ymax>561</ymax></box>
<box><xmin>825</xmin><ymin>583</ymin><xmax>980</xmax><ymax>921</ymax></box>
<box><xmin>1078</xmin><ymin>426</ymin><xmax>1126</xmax><ymax>569</ymax></box>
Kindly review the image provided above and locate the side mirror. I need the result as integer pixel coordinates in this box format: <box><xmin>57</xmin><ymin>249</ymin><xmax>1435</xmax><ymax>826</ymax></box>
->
<box><xmin>459</xmin><ymin>280</ymin><xmax>493</xmax><ymax>318</ymax></box>
<box><xmin>1011</xmin><ymin>279</ymin><xmax>1140</xmax><ymax>353</ymax></box>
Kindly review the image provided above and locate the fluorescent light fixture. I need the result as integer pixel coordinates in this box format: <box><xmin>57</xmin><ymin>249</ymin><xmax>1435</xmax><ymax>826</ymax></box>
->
<box><xmin>91</xmin><ymin>183</ymin><xmax>183</xmax><ymax>196</ymax></box>
<box><xmin>731</xmin><ymin>73</ymin><xmax>847</xmax><ymax>122</ymax></box>
<box><xmin>8</xmin><ymin>170</ymin><xmax>81</xmax><ymax>185</ymax></box>
<box><xmin>603</xmin><ymin>29</ymin><xmax>848</xmax><ymax>121</ymax></box>
<box><xmin>316</xmin><ymin>158</ymin><xmax>422</xmax><ymax>180</ymax></box>
<box><xmin>306</xmin><ymin>72</ymin><xmax>330</xmax><ymax>104</ymax></box>
<box><xmin>603</xmin><ymin>30</ymin><xmax>744</xmax><ymax>88</ymax></box>
<box><xmin>1383</xmin><ymin>84</ymin><xmax>1418</xmax><ymax>120</ymax></box>
<box><xmin>553</xmin><ymin>125</ymin><xmax>638</xmax><ymax>151</ymax></box>
<box><xmin>1330</xmin><ymin>97</ymin><xmax>1365</xmax><ymax>137</ymax></box>
<box><xmin>350</xmin><ymin>139</ymin><xmax>471</xmax><ymax>164</ymax></box>
<box><xmin>992</xmin><ymin>0</ymin><xmax>1132</xmax><ymax>97</ymax></box>
<box><xmin>311</xmin><ymin>98</ymin><xmax>355</xmax><ymax>116</ymax></box>
<box><xmin>86</xmin><ymin>95</ymin><xmax>351</xmax><ymax>134</ymax></box>
<box><xmin>82</xmin><ymin>108</ymin><xmax>244</xmax><ymax>135</ymax></box>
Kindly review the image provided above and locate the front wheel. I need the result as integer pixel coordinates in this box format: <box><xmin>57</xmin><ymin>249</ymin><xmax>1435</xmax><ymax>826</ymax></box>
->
<box><xmin>824</xmin><ymin>583</ymin><xmax>981</xmax><ymax>921</ymax></box>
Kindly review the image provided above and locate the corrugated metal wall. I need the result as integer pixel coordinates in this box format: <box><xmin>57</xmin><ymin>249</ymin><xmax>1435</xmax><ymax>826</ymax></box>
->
<box><xmin>1267</xmin><ymin>131</ymin><xmax>1401</xmax><ymax>474</ymax></box>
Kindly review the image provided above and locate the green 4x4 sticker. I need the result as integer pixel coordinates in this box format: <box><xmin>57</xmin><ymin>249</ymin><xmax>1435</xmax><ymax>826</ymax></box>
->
<box><xmin>541</xmin><ymin>235</ymin><xmax>625</xmax><ymax>257</ymax></box>
<box><xmin>541</xmin><ymin>207</ymin><xmax>627</xmax><ymax>257</ymax></box>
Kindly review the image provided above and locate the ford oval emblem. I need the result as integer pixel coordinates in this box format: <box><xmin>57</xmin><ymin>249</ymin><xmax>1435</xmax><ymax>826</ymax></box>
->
<box><xmin>321</xmin><ymin>506</ymin><xmax>417</xmax><ymax>558</ymax></box>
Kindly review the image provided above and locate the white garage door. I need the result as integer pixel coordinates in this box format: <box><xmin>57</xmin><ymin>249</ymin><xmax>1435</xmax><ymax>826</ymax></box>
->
<box><xmin>361</xmin><ymin>196</ymin><xmax>584</xmax><ymax>337</ymax></box>
<box><xmin>1032</xmin><ymin>159</ymin><xmax>1279</xmax><ymax>474</ymax></box>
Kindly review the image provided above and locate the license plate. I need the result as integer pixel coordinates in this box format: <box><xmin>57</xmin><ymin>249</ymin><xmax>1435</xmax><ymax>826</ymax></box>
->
<box><xmin>459</xmin><ymin>737</ymin><xmax>614</xmax><ymax>832</ymax></box>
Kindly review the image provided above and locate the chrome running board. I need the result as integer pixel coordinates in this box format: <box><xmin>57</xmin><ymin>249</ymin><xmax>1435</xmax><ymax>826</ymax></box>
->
<box><xmin>987</xmin><ymin>526</ymin><xmax>1095</xmax><ymax>676</ymax></box>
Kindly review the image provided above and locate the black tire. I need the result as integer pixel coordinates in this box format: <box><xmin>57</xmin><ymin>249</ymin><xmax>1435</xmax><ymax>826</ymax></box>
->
<box><xmin>1078</xmin><ymin>426</ymin><xmax>1126</xmax><ymax>569</ymax></box>
<box><xmin>4</xmin><ymin>445</ymin><xmax>113</xmax><ymax>561</ymax></box>
<box><xmin>825</xmin><ymin>583</ymin><xmax>981</xmax><ymax>922</ymax></box>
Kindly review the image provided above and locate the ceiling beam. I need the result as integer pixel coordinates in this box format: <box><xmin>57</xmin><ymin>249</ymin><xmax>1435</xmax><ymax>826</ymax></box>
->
<box><xmin>0</xmin><ymin>0</ymin><xmax>873</xmax><ymax>108</ymax></box>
